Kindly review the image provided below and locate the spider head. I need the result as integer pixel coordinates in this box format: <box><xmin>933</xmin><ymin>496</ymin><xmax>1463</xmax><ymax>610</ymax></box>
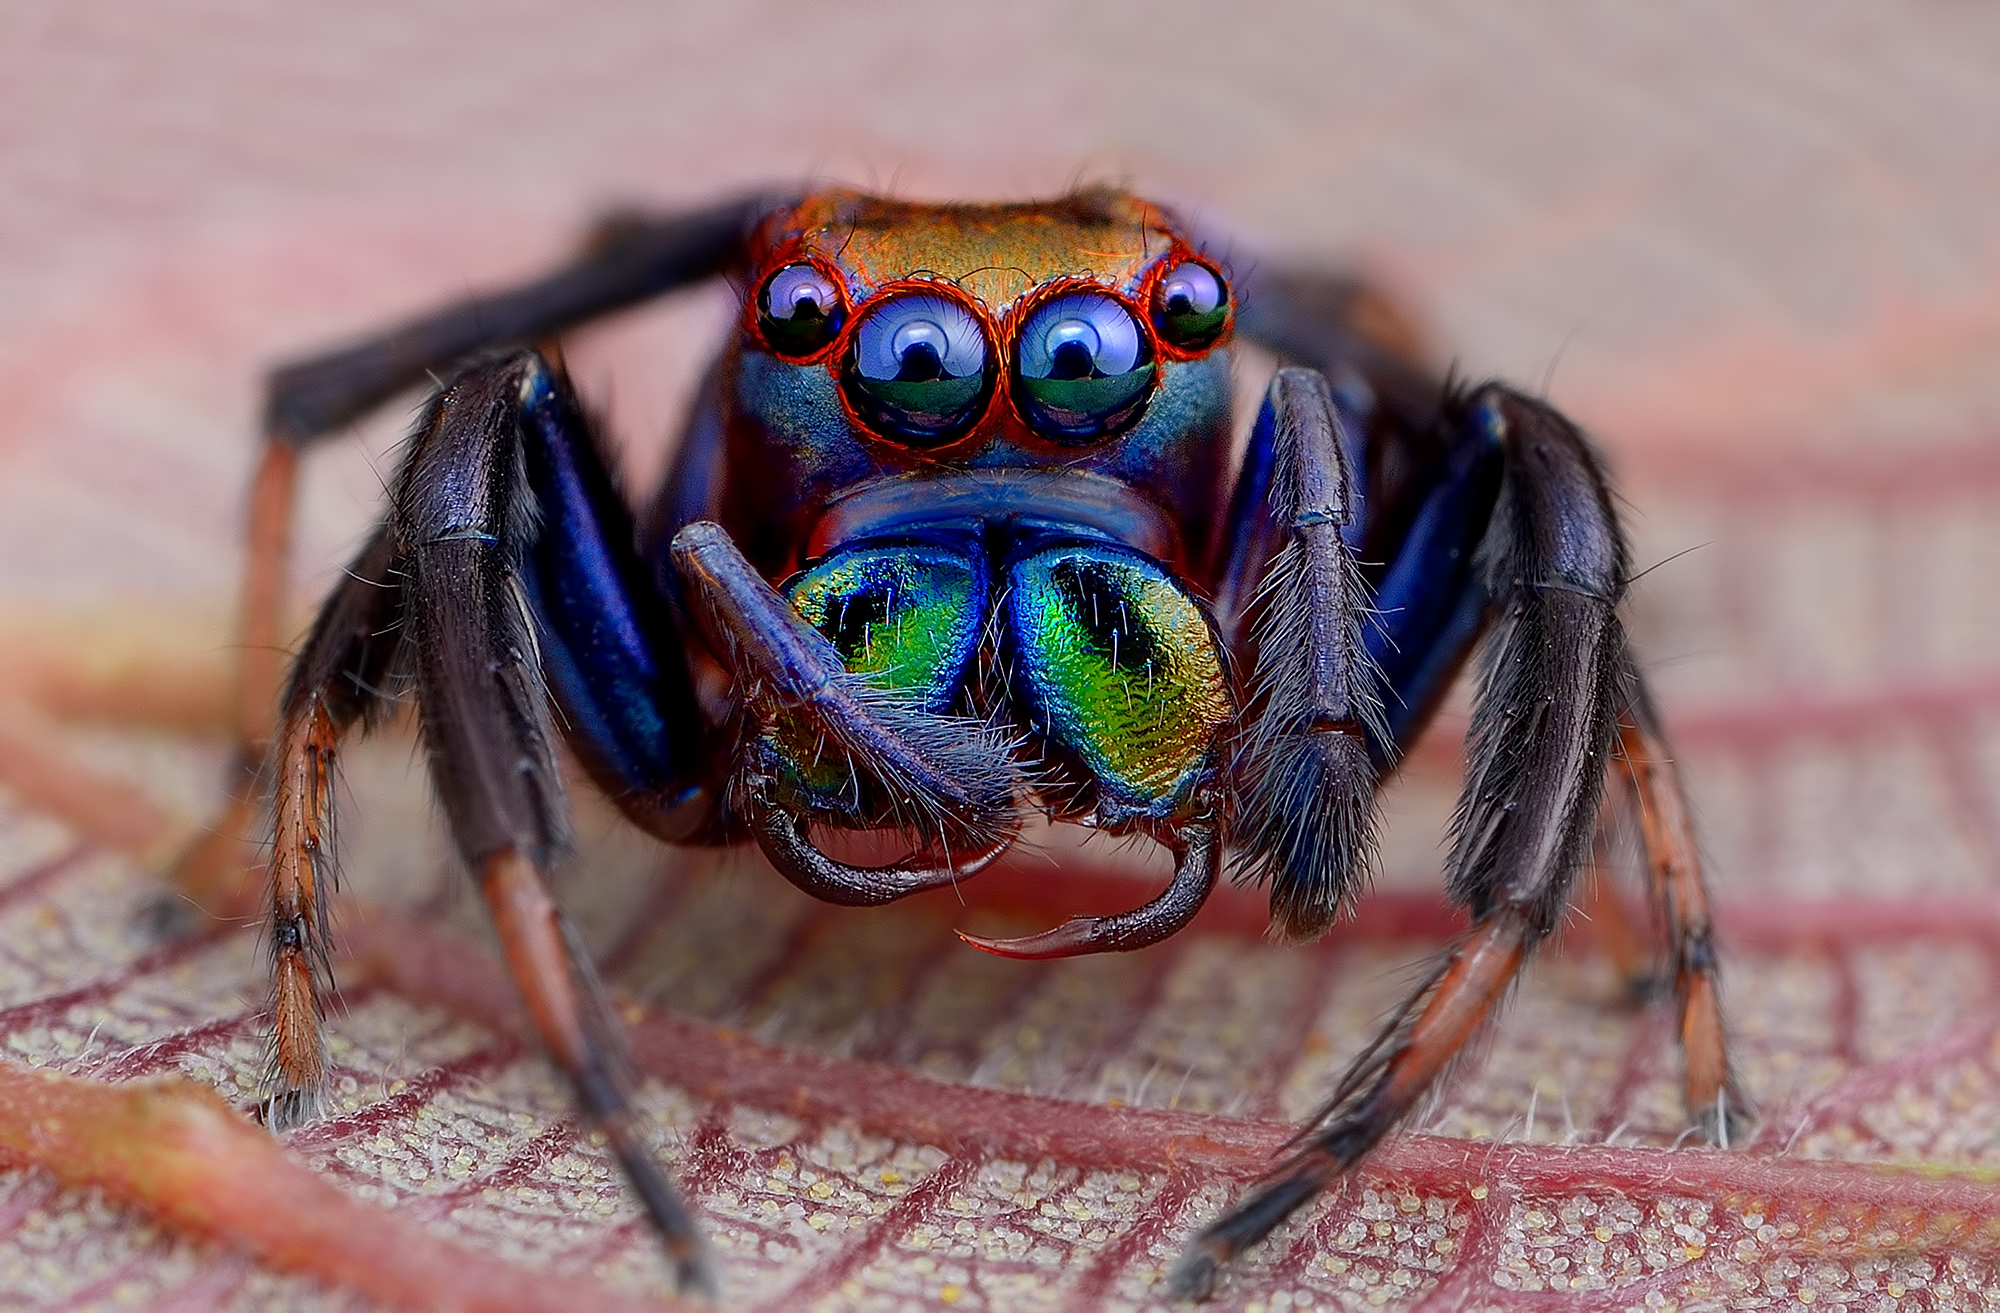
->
<box><xmin>735</xmin><ymin>189</ymin><xmax>1235</xmax><ymax>480</ymax></box>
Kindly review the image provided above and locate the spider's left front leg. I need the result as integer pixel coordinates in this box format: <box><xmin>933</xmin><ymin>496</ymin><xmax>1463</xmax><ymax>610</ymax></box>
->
<box><xmin>262</xmin><ymin>349</ymin><xmax>719</xmax><ymax>1292</ymax></box>
<box><xmin>1174</xmin><ymin>387</ymin><xmax>1634</xmax><ymax>1297</ymax></box>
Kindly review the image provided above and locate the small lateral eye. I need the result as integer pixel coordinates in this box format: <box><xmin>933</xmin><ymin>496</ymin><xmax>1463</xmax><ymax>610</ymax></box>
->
<box><xmin>844</xmin><ymin>293</ymin><xmax>993</xmax><ymax>447</ymax></box>
<box><xmin>1014</xmin><ymin>292</ymin><xmax>1154</xmax><ymax>443</ymax></box>
<box><xmin>759</xmin><ymin>264</ymin><xmax>844</xmax><ymax>357</ymax></box>
<box><xmin>1151</xmin><ymin>261</ymin><xmax>1230</xmax><ymax>350</ymax></box>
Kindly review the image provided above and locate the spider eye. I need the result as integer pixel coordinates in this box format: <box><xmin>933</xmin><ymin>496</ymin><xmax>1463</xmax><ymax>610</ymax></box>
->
<box><xmin>759</xmin><ymin>264</ymin><xmax>845</xmax><ymax>357</ymax></box>
<box><xmin>1151</xmin><ymin>261</ymin><xmax>1230</xmax><ymax>350</ymax></box>
<box><xmin>844</xmin><ymin>293</ymin><xmax>992</xmax><ymax>447</ymax></box>
<box><xmin>1014</xmin><ymin>292</ymin><xmax>1154</xmax><ymax>443</ymax></box>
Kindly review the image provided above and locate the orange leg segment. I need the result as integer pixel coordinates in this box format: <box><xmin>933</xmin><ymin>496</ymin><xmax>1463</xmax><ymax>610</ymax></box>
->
<box><xmin>1618</xmin><ymin>716</ymin><xmax>1754</xmax><ymax>1147</ymax></box>
<box><xmin>165</xmin><ymin>437</ymin><xmax>304</xmax><ymax>923</ymax></box>
<box><xmin>1173</xmin><ymin>910</ymin><xmax>1533</xmax><ymax>1295</ymax></box>
<box><xmin>478</xmin><ymin>847</ymin><xmax>715</xmax><ymax>1298</ymax></box>
<box><xmin>236</xmin><ymin>440</ymin><xmax>301</xmax><ymax>755</ymax></box>
<box><xmin>261</xmin><ymin>694</ymin><xmax>338</xmax><ymax>1128</ymax></box>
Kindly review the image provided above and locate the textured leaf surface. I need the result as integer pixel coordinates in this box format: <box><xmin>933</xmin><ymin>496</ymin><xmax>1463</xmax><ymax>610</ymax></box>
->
<box><xmin>2</xmin><ymin>441</ymin><xmax>1998</xmax><ymax>1312</ymax></box>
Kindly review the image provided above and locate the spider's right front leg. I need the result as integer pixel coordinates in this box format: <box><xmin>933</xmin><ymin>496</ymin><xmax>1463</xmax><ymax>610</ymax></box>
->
<box><xmin>1173</xmin><ymin>388</ymin><xmax>1636</xmax><ymax>1298</ymax></box>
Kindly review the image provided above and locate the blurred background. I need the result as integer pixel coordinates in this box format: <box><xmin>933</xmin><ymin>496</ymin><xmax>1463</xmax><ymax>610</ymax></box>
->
<box><xmin>1</xmin><ymin>3</ymin><xmax>1999</xmax><ymax>1308</ymax></box>
<box><xmin>5</xmin><ymin>2</ymin><xmax>1999</xmax><ymax>610</ymax></box>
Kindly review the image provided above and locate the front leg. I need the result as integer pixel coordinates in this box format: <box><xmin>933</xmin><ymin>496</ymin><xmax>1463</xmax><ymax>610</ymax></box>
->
<box><xmin>404</xmin><ymin>352</ymin><xmax>717</xmax><ymax>1293</ymax></box>
<box><xmin>1173</xmin><ymin>387</ymin><xmax>1641</xmax><ymax>1298</ymax></box>
<box><xmin>1226</xmin><ymin>367</ymin><xmax>1386</xmax><ymax>943</ymax></box>
<box><xmin>260</xmin><ymin>350</ymin><xmax>720</xmax><ymax>1293</ymax></box>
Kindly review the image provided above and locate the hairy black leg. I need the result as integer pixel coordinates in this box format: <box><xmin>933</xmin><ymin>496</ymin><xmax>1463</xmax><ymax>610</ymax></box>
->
<box><xmin>1173</xmin><ymin>387</ymin><xmax>1631</xmax><ymax>1298</ymax></box>
<box><xmin>1226</xmin><ymin>262</ymin><xmax>1512</xmax><ymax>759</ymax></box>
<box><xmin>261</xmin><ymin>526</ymin><xmax>407</xmax><ymax>1128</ymax></box>
<box><xmin>1228</xmin><ymin>368</ymin><xmax>1386</xmax><ymax>942</ymax></box>
<box><xmin>1209</xmin><ymin>362</ymin><xmax>1369</xmax><ymax>643</ymax></box>
<box><xmin>173</xmin><ymin>196</ymin><xmax>778</xmax><ymax>918</ymax></box>
<box><xmin>266</xmin><ymin>193</ymin><xmax>791</xmax><ymax>444</ymax></box>
<box><xmin>1617</xmin><ymin>665</ymin><xmax>1755</xmax><ymax>1147</ymax></box>
<box><xmin>391</xmin><ymin>352</ymin><xmax>712</xmax><ymax>1294</ymax></box>
<box><xmin>669</xmin><ymin>522</ymin><xmax>1021</xmax><ymax>900</ymax></box>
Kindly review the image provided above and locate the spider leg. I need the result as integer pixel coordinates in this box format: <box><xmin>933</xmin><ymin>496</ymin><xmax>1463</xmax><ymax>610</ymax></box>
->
<box><xmin>1617</xmin><ymin>668</ymin><xmax>1755</xmax><ymax>1146</ymax></box>
<box><xmin>671</xmin><ymin>521</ymin><xmax>1023</xmax><ymax>901</ymax></box>
<box><xmin>261</xmin><ymin>524</ymin><xmax>406</xmax><ymax>1127</ymax></box>
<box><xmin>266</xmin><ymin>194</ymin><xmax>791</xmax><ymax>444</ymax></box>
<box><xmin>1226</xmin><ymin>367</ymin><xmax>1385</xmax><ymax>942</ymax></box>
<box><xmin>172</xmin><ymin>195</ymin><xmax>784</xmax><ymax>912</ymax></box>
<box><xmin>1173</xmin><ymin>386</ymin><xmax>1632</xmax><ymax>1298</ymax></box>
<box><xmin>386</xmin><ymin>351</ymin><xmax>713</xmax><ymax>1294</ymax></box>
<box><xmin>154</xmin><ymin>437</ymin><xmax>303</xmax><ymax>921</ymax></box>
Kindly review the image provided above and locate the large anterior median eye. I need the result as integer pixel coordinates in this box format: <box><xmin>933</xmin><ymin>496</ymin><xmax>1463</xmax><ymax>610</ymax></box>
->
<box><xmin>1013</xmin><ymin>293</ymin><xmax>1154</xmax><ymax>443</ymax></box>
<box><xmin>844</xmin><ymin>293</ymin><xmax>993</xmax><ymax>447</ymax></box>
<box><xmin>758</xmin><ymin>264</ymin><xmax>845</xmax><ymax>358</ymax></box>
<box><xmin>1151</xmin><ymin>260</ymin><xmax>1230</xmax><ymax>350</ymax></box>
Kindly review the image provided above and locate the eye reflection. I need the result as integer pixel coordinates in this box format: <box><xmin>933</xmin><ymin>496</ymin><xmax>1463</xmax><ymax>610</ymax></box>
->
<box><xmin>758</xmin><ymin>264</ymin><xmax>844</xmax><ymax>357</ymax></box>
<box><xmin>1151</xmin><ymin>261</ymin><xmax>1230</xmax><ymax>350</ymax></box>
<box><xmin>1014</xmin><ymin>292</ymin><xmax>1154</xmax><ymax>443</ymax></box>
<box><xmin>844</xmin><ymin>293</ymin><xmax>992</xmax><ymax>447</ymax></box>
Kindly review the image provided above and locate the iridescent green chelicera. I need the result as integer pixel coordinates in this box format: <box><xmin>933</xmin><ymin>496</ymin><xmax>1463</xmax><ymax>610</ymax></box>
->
<box><xmin>764</xmin><ymin>544</ymin><xmax>987</xmax><ymax>810</ymax></box>
<box><xmin>1007</xmin><ymin>545</ymin><xmax>1232</xmax><ymax>815</ymax></box>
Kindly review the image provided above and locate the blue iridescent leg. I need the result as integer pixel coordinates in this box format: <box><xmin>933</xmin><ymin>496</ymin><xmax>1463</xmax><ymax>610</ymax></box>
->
<box><xmin>515</xmin><ymin>358</ymin><xmax>718</xmax><ymax>840</ymax></box>
<box><xmin>1365</xmin><ymin>394</ymin><xmax>1506</xmax><ymax>752</ymax></box>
